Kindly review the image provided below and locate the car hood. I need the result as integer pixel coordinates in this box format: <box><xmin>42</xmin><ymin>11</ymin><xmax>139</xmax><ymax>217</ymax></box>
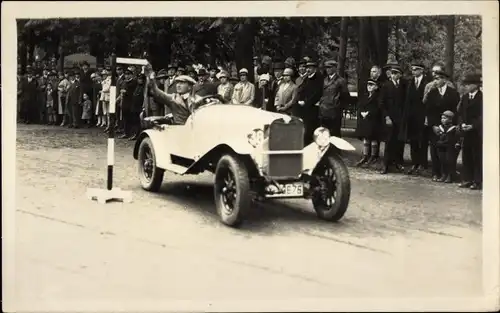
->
<box><xmin>191</xmin><ymin>104</ymin><xmax>292</xmax><ymax>128</ymax></box>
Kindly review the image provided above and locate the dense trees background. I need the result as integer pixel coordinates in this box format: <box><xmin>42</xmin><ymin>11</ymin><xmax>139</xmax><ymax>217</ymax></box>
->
<box><xmin>17</xmin><ymin>16</ymin><xmax>482</xmax><ymax>92</ymax></box>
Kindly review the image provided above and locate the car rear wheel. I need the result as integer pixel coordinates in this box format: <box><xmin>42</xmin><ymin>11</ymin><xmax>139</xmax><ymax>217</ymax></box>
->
<box><xmin>214</xmin><ymin>154</ymin><xmax>251</xmax><ymax>227</ymax></box>
<box><xmin>138</xmin><ymin>137</ymin><xmax>164</xmax><ymax>192</ymax></box>
<box><xmin>311</xmin><ymin>153</ymin><xmax>351</xmax><ymax>221</ymax></box>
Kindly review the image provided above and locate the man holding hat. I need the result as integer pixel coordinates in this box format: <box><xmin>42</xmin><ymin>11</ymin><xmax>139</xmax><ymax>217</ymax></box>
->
<box><xmin>216</xmin><ymin>70</ymin><xmax>234</xmax><ymax>103</ymax></box>
<box><xmin>318</xmin><ymin>59</ymin><xmax>350</xmax><ymax>138</ymax></box>
<box><xmin>457</xmin><ymin>72</ymin><xmax>483</xmax><ymax>190</ymax></box>
<box><xmin>296</xmin><ymin>59</ymin><xmax>324</xmax><ymax>145</ymax></box>
<box><xmin>145</xmin><ymin>63</ymin><xmax>202</xmax><ymax>125</ymax></box>
<box><xmin>400</xmin><ymin>62</ymin><xmax>431</xmax><ymax>175</ymax></box>
<box><xmin>379</xmin><ymin>63</ymin><xmax>408</xmax><ymax>174</ymax></box>
<box><xmin>231</xmin><ymin>68</ymin><xmax>255</xmax><ymax>105</ymax></box>
<box><xmin>274</xmin><ymin>68</ymin><xmax>298</xmax><ymax>114</ymax></box>
<box><xmin>423</xmin><ymin>68</ymin><xmax>460</xmax><ymax>181</ymax></box>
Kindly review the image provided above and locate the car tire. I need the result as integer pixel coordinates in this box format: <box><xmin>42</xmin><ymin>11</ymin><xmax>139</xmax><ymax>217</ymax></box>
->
<box><xmin>138</xmin><ymin>137</ymin><xmax>164</xmax><ymax>192</ymax></box>
<box><xmin>311</xmin><ymin>153</ymin><xmax>351</xmax><ymax>222</ymax></box>
<box><xmin>214</xmin><ymin>154</ymin><xmax>251</xmax><ymax>227</ymax></box>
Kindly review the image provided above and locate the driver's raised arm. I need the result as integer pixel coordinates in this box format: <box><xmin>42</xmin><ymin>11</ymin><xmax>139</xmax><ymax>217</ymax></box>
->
<box><xmin>148</xmin><ymin>77</ymin><xmax>174</xmax><ymax>107</ymax></box>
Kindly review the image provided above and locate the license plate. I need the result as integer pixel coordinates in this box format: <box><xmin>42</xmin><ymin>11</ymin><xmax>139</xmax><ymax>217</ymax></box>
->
<box><xmin>283</xmin><ymin>183</ymin><xmax>304</xmax><ymax>197</ymax></box>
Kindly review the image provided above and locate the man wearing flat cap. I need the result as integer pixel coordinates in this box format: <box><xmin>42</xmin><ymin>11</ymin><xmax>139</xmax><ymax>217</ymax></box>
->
<box><xmin>231</xmin><ymin>68</ymin><xmax>255</xmax><ymax>105</ymax></box>
<box><xmin>457</xmin><ymin>72</ymin><xmax>483</xmax><ymax>190</ymax></box>
<box><xmin>119</xmin><ymin>68</ymin><xmax>139</xmax><ymax>139</ymax></box>
<box><xmin>423</xmin><ymin>68</ymin><xmax>460</xmax><ymax>181</ymax></box>
<box><xmin>295</xmin><ymin>59</ymin><xmax>324</xmax><ymax>145</ymax></box>
<box><xmin>378</xmin><ymin>64</ymin><xmax>408</xmax><ymax>174</ymax></box>
<box><xmin>318</xmin><ymin>59</ymin><xmax>350</xmax><ymax>138</ymax></box>
<box><xmin>145</xmin><ymin>63</ymin><xmax>202</xmax><ymax>125</ymax></box>
<box><xmin>400</xmin><ymin>62</ymin><xmax>431</xmax><ymax>175</ymax></box>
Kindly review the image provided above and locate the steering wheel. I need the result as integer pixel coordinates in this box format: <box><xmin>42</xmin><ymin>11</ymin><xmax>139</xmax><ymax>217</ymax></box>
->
<box><xmin>193</xmin><ymin>94</ymin><xmax>226</xmax><ymax>109</ymax></box>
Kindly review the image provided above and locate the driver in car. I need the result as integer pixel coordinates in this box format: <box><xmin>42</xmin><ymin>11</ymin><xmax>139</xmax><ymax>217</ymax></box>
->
<box><xmin>145</xmin><ymin>63</ymin><xmax>203</xmax><ymax>125</ymax></box>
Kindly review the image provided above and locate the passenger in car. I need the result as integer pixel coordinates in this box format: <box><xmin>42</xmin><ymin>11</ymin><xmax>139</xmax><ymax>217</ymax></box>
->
<box><xmin>146</xmin><ymin>64</ymin><xmax>201</xmax><ymax>125</ymax></box>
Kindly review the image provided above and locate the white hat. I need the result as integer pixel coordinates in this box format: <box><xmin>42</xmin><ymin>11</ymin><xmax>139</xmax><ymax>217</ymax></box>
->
<box><xmin>239</xmin><ymin>68</ymin><xmax>249</xmax><ymax>74</ymax></box>
<box><xmin>259</xmin><ymin>73</ymin><xmax>270</xmax><ymax>82</ymax></box>
<box><xmin>174</xmin><ymin>75</ymin><xmax>197</xmax><ymax>85</ymax></box>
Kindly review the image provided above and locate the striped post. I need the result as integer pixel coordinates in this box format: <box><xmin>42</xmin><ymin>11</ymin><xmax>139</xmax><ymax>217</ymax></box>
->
<box><xmin>107</xmin><ymin>54</ymin><xmax>117</xmax><ymax>190</ymax></box>
<box><xmin>87</xmin><ymin>55</ymin><xmax>148</xmax><ymax>204</ymax></box>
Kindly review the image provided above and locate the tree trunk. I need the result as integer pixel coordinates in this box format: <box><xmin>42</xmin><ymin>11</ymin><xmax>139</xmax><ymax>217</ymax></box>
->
<box><xmin>357</xmin><ymin>17</ymin><xmax>370</xmax><ymax>104</ymax></box>
<box><xmin>19</xmin><ymin>33</ymin><xmax>28</xmax><ymax>74</ymax></box>
<box><xmin>444</xmin><ymin>16</ymin><xmax>455</xmax><ymax>79</ymax></box>
<box><xmin>235</xmin><ymin>18</ymin><xmax>257</xmax><ymax>83</ymax></box>
<box><xmin>394</xmin><ymin>18</ymin><xmax>400</xmax><ymax>62</ymax></box>
<box><xmin>338</xmin><ymin>17</ymin><xmax>348</xmax><ymax>78</ymax></box>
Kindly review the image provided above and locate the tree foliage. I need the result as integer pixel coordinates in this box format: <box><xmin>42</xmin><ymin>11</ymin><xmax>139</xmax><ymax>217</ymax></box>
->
<box><xmin>18</xmin><ymin>15</ymin><xmax>482</xmax><ymax>89</ymax></box>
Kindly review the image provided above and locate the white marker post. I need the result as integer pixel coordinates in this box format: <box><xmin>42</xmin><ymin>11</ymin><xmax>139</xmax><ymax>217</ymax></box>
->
<box><xmin>87</xmin><ymin>54</ymin><xmax>148</xmax><ymax>204</ymax></box>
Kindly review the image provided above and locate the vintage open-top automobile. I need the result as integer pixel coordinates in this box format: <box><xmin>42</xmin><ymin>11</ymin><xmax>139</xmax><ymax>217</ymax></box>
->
<box><xmin>133</xmin><ymin>94</ymin><xmax>356</xmax><ymax>227</ymax></box>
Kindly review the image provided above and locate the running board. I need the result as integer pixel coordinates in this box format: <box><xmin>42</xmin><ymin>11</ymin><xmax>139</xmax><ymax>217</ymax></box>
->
<box><xmin>164</xmin><ymin>163</ymin><xmax>190</xmax><ymax>174</ymax></box>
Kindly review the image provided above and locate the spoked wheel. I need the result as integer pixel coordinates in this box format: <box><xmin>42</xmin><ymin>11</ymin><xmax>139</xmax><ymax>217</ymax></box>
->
<box><xmin>311</xmin><ymin>153</ymin><xmax>351</xmax><ymax>221</ymax></box>
<box><xmin>138</xmin><ymin>137</ymin><xmax>164</xmax><ymax>192</ymax></box>
<box><xmin>214</xmin><ymin>155</ymin><xmax>251</xmax><ymax>227</ymax></box>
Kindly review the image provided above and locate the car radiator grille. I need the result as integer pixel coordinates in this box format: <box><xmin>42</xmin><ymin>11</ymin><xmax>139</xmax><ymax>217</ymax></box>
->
<box><xmin>265</xmin><ymin>117</ymin><xmax>304</xmax><ymax>178</ymax></box>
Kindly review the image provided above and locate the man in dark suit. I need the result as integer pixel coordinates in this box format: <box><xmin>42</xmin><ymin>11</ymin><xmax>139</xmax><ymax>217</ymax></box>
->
<box><xmin>457</xmin><ymin>73</ymin><xmax>483</xmax><ymax>190</ymax></box>
<box><xmin>423</xmin><ymin>69</ymin><xmax>460</xmax><ymax>181</ymax></box>
<box><xmin>193</xmin><ymin>68</ymin><xmax>218</xmax><ymax>96</ymax></box>
<box><xmin>318</xmin><ymin>60</ymin><xmax>350</xmax><ymax>138</ymax></box>
<box><xmin>19</xmin><ymin>70</ymin><xmax>38</xmax><ymax>124</ymax></box>
<box><xmin>295</xmin><ymin>60</ymin><xmax>323</xmax><ymax>145</ymax></box>
<box><xmin>379</xmin><ymin>64</ymin><xmax>408</xmax><ymax>174</ymax></box>
<box><xmin>119</xmin><ymin>68</ymin><xmax>138</xmax><ymax>139</ymax></box>
<box><xmin>400</xmin><ymin>63</ymin><xmax>431</xmax><ymax>175</ymax></box>
<box><xmin>80</xmin><ymin>61</ymin><xmax>94</xmax><ymax>124</ymax></box>
<box><xmin>66</xmin><ymin>71</ymin><xmax>82</xmax><ymax>128</ymax></box>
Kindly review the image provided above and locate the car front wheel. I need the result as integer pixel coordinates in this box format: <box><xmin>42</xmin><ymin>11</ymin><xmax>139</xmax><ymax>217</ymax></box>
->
<box><xmin>311</xmin><ymin>153</ymin><xmax>351</xmax><ymax>221</ymax></box>
<box><xmin>214</xmin><ymin>154</ymin><xmax>251</xmax><ymax>227</ymax></box>
<box><xmin>138</xmin><ymin>137</ymin><xmax>164</xmax><ymax>192</ymax></box>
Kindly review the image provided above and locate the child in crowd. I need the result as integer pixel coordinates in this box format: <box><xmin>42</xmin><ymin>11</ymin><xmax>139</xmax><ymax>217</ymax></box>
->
<box><xmin>45</xmin><ymin>83</ymin><xmax>58</xmax><ymax>125</ymax></box>
<box><xmin>432</xmin><ymin>110</ymin><xmax>460</xmax><ymax>183</ymax></box>
<box><xmin>81</xmin><ymin>93</ymin><xmax>92</xmax><ymax>127</ymax></box>
<box><xmin>354</xmin><ymin>79</ymin><xmax>383</xmax><ymax>167</ymax></box>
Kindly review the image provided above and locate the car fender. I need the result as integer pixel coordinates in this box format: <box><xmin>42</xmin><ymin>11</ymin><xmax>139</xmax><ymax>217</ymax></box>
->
<box><xmin>133</xmin><ymin>130</ymin><xmax>174</xmax><ymax>169</ymax></box>
<box><xmin>302</xmin><ymin>136</ymin><xmax>355</xmax><ymax>174</ymax></box>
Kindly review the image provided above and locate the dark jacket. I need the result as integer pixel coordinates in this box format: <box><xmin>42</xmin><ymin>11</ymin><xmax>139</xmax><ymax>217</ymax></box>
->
<box><xmin>400</xmin><ymin>75</ymin><xmax>431</xmax><ymax>141</ymax></box>
<box><xmin>434</xmin><ymin>124</ymin><xmax>459</xmax><ymax>148</ymax></box>
<box><xmin>132</xmin><ymin>83</ymin><xmax>146</xmax><ymax>113</ymax></box>
<box><xmin>66</xmin><ymin>79</ymin><xmax>82</xmax><ymax>107</ymax></box>
<box><xmin>318</xmin><ymin>74</ymin><xmax>350</xmax><ymax>119</ymax></box>
<box><xmin>19</xmin><ymin>77</ymin><xmax>38</xmax><ymax>104</ymax></box>
<box><xmin>121</xmin><ymin>78</ymin><xmax>138</xmax><ymax>111</ymax></box>
<box><xmin>254</xmin><ymin>84</ymin><xmax>273</xmax><ymax>111</ymax></box>
<box><xmin>379</xmin><ymin>79</ymin><xmax>408</xmax><ymax>126</ymax></box>
<box><xmin>424</xmin><ymin>85</ymin><xmax>460</xmax><ymax>128</ymax></box>
<box><xmin>193</xmin><ymin>81</ymin><xmax>217</xmax><ymax>97</ymax></box>
<box><xmin>80</xmin><ymin>69</ymin><xmax>94</xmax><ymax>97</ymax></box>
<box><xmin>355</xmin><ymin>90</ymin><xmax>383</xmax><ymax>139</ymax></box>
<box><xmin>294</xmin><ymin>72</ymin><xmax>323</xmax><ymax>121</ymax></box>
<box><xmin>457</xmin><ymin>91</ymin><xmax>483</xmax><ymax>139</ymax></box>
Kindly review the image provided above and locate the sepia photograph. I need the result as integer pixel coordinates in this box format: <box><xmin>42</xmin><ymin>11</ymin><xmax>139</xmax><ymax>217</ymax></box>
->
<box><xmin>2</xmin><ymin>1</ymin><xmax>499</xmax><ymax>312</ymax></box>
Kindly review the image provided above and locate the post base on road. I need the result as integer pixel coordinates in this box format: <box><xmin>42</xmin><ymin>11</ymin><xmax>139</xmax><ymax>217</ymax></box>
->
<box><xmin>86</xmin><ymin>187</ymin><xmax>133</xmax><ymax>204</ymax></box>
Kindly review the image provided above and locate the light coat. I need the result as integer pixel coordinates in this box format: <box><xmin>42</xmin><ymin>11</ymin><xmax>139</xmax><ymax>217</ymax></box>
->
<box><xmin>231</xmin><ymin>81</ymin><xmax>255</xmax><ymax>105</ymax></box>
<box><xmin>274</xmin><ymin>81</ymin><xmax>298</xmax><ymax>114</ymax></box>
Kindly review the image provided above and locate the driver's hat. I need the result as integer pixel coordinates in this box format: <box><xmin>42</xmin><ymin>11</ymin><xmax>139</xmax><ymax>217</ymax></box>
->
<box><xmin>174</xmin><ymin>75</ymin><xmax>197</xmax><ymax>85</ymax></box>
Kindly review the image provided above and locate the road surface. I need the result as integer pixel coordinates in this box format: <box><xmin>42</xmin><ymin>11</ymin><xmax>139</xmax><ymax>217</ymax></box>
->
<box><xmin>9</xmin><ymin>124</ymin><xmax>483</xmax><ymax>311</ymax></box>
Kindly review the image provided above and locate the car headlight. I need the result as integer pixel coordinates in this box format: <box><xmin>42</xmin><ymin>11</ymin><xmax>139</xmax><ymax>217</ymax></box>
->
<box><xmin>248</xmin><ymin>128</ymin><xmax>265</xmax><ymax>148</ymax></box>
<box><xmin>313</xmin><ymin>127</ymin><xmax>330</xmax><ymax>149</ymax></box>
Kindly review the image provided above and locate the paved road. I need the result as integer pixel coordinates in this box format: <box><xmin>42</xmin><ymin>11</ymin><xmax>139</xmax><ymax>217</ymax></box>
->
<box><xmin>11</xmin><ymin>124</ymin><xmax>482</xmax><ymax>311</ymax></box>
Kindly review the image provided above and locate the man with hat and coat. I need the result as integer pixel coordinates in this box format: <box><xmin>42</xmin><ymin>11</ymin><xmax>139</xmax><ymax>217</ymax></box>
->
<box><xmin>165</xmin><ymin>63</ymin><xmax>178</xmax><ymax>95</ymax></box>
<box><xmin>318</xmin><ymin>59</ymin><xmax>350</xmax><ymax>138</ymax></box>
<box><xmin>400</xmin><ymin>62</ymin><xmax>431</xmax><ymax>175</ymax></box>
<box><xmin>19</xmin><ymin>69</ymin><xmax>39</xmax><ymax>124</ymax></box>
<box><xmin>149</xmin><ymin>68</ymin><xmax>168</xmax><ymax>117</ymax></box>
<box><xmin>378</xmin><ymin>64</ymin><xmax>408</xmax><ymax>174</ymax></box>
<box><xmin>207</xmin><ymin>64</ymin><xmax>220</xmax><ymax>86</ymax></box>
<box><xmin>119</xmin><ymin>67</ymin><xmax>138</xmax><ymax>139</ymax></box>
<box><xmin>145</xmin><ymin>63</ymin><xmax>202</xmax><ymax>125</ymax></box>
<box><xmin>193</xmin><ymin>68</ymin><xmax>218</xmax><ymax>97</ymax></box>
<box><xmin>66</xmin><ymin>70</ymin><xmax>83</xmax><ymax>128</ymax></box>
<box><xmin>295</xmin><ymin>59</ymin><xmax>324</xmax><ymax>145</ymax></box>
<box><xmin>423</xmin><ymin>68</ymin><xmax>460</xmax><ymax>181</ymax></box>
<box><xmin>457</xmin><ymin>72</ymin><xmax>483</xmax><ymax>190</ymax></box>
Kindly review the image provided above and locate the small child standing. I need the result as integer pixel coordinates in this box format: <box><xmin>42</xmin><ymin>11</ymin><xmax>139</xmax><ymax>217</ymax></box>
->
<box><xmin>432</xmin><ymin>110</ymin><xmax>460</xmax><ymax>183</ymax></box>
<box><xmin>45</xmin><ymin>83</ymin><xmax>57</xmax><ymax>125</ymax></box>
<box><xmin>81</xmin><ymin>93</ymin><xmax>92</xmax><ymax>127</ymax></box>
